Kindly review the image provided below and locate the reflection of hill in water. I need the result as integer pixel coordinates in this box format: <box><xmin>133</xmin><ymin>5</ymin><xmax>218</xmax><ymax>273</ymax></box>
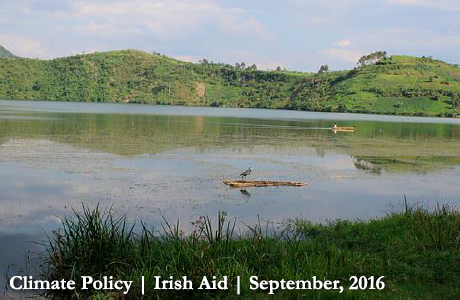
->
<box><xmin>355</xmin><ymin>156</ymin><xmax>460</xmax><ymax>174</ymax></box>
<box><xmin>1</xmin><ymin>111</ymin><xmax>459</xmax><ymax>173</ymax></box>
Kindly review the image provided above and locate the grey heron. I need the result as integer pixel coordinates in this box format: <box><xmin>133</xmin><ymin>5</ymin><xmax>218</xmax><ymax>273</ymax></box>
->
<box><xmin>240</xmin><ymin>167</ymin><xmax>252</xmax><ymax>180</ymax></box>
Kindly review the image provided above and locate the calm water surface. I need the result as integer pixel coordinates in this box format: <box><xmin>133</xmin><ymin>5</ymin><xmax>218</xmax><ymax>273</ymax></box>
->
<box><xmin>1</xmin><ymin>100</ymin><xmax>460</xmax><ymax>293</ymax></box>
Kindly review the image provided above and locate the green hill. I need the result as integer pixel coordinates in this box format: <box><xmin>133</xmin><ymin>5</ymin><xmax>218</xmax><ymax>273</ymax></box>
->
<box><xmin>1</xmin><ymin>49</ymin><xmax>459</xmax><ymax>117</ymax></box>
<box><xmin>0</xmin><ymin>45</ymin><xmax>16</xmax><ymax>58</ymax></box>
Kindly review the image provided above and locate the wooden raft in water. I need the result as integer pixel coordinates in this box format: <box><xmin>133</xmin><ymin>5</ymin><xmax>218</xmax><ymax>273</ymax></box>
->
<box><xmin>223</xmin><ymin>180</ymin><xmax>307</xmax><ymax>188</ymax></box>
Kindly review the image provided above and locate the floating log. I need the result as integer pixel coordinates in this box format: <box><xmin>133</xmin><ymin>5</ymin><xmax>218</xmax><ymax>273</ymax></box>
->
<box><xmin>223</xmin><ymin>180</ymin><xmax>307</xmax><ymax>188</ymax></box>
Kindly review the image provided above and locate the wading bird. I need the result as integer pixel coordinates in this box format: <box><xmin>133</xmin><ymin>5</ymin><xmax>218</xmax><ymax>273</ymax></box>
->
<box><xmin>240</xmin><ymin>167</ymin><xmax>252</xmax><ymax>180</ymax></box>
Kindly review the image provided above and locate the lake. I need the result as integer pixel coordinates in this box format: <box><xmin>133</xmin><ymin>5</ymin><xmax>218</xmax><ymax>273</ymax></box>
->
<box><xmin>1</xmin><ymin>99</ymin><xmax>460</xmax><ymax>293</ymax></box>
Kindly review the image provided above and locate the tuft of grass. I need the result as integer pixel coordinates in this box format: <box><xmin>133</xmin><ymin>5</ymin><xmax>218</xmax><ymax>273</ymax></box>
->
<box><xmin>40</xmin><ymin>203</ymin><xmax>460</xmax><ymax>298</ymax></box>
<box><xmin>43</xmin><ymin>205</ymin><xmax>137</xmax><ymax>293</ymax></box>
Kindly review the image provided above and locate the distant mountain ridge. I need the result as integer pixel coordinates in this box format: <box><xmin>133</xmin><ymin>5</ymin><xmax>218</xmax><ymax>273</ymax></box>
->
<box><xmin>0</xmin><ymin>45</ymin><xmax>16</xmax><ymax>58</ymax></box>
<box><xmin>0</xmin><ymin>48</ymin><xmax>459</xmax><ymax>117</ymax></box>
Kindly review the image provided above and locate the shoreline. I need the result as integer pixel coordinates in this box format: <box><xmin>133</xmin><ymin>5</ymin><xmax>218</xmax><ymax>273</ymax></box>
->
<box><xmin>2</xmin><ymin>99</ymin><xmax>460</xmax><ymax>124</ymax></box>
<box><xmin>28</xmin><ymin>203</ymin><xmax>460</xmax><ymax>298</ymax></box>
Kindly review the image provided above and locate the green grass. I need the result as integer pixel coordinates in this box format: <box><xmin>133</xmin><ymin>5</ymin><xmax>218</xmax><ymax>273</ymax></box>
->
<box><xmin>39</xmin><ymin>202</ymin><xmax>460</xmax><ymax>298</ymax></box>
<box><xmin>1</xmin><ymin>48</ymin><xmax>460</xmax><ymax>116</ymax></box>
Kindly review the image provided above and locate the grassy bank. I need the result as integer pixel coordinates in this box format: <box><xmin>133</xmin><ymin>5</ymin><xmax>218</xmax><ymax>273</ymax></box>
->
<box><xmin>41</xmin><ymin>203</ymin><xmax>460</xmax><ymax>298</ymax></box>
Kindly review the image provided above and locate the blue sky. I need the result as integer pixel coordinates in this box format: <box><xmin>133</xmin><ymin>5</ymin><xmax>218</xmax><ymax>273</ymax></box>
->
<box><xmin>0</xmin><ymin>0</ymin><xmax>459</xmax><ymax>71</ymax></box>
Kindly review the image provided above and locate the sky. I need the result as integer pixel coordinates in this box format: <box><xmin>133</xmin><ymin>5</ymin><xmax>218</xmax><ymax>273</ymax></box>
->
<box><xmin>0</xmin><ymin>0</ymin><xmax>459</xmax><ymax>71</ymax></box>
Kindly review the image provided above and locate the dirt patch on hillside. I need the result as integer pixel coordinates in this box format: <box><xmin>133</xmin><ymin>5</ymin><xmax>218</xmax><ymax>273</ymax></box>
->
<box><xmin>196</xmin><ymin>82</ymin><xmax>206</xmax><ymax>97</ymax></box>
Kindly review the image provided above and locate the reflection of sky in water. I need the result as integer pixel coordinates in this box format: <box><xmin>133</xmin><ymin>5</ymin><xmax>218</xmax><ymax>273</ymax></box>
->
<box><xmin>0</xmin><ymin>233</ymin><xmax>42</xmax><ymax>297</ymax></box>
<box><xmin>1</xmin><ymin>140</ymin><xmax>459</xmax><ymax>233</ymax></box>
<box><xmin>1</xmin><ymin>100</ymin><xmax>460</xmax><ymax>291</ymax></box>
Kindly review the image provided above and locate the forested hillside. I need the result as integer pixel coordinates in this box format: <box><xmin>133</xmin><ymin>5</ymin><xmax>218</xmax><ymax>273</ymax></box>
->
<box><xmin>1</xmin><ymin>48</ymin><xmax>460</xmax><ymax>117</ymax></box>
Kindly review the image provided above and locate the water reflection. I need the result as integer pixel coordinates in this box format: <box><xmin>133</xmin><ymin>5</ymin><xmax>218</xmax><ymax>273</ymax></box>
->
<box><xmin>0</xmin><ymin>233</ymin><xmax>42</xmax><ymax>297</ymax></box>
<box><xmin>239</xmin><ymin>189</ymin><xmax>251</xmax><ymax>198</ymax></box>
<box><xmin>354</xmin><ymin>158</ymin><xmax>383</xmax><ymax>175</ymax></box>
<box><xmin>0</xmin><ymin>109</ymin><xmax>459</xmax><ymax>173</ymax></box>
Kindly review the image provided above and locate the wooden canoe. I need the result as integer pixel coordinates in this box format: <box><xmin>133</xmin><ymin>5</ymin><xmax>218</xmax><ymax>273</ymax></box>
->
<box><xmin>223</xmin><ymin>180</ymin><xmax>307</xmax><ymax>188</ymax></box>
<box><xmin>332</xmin><ymin>126</ymin><xmax>355</xmax><ymax>132</ymax></box>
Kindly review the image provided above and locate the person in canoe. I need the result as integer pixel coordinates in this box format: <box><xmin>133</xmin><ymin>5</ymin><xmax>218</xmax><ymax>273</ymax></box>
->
<box><xmin>333</xmin><ymin>123</ymin><xmax>338</xmax><ymax>129</ymax></box>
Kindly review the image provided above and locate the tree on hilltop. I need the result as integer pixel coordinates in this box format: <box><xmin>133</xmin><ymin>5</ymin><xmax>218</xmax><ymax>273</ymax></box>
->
<box><xmin>358</xmin><ymin>51</ymin><xmax>387</xmax><ymax>66</ymax></box>
<box><xmin>247</xmin><ymin>64</ymin><xmax>257</xmax><ymax>71</ymax></box>
<box><xmin>317</xmin><ymin>65</ymin><xmax>329</xmax><ymax>75</ymax></box>
<box><xmin>199</xmin><ymin>58</ymin><xmax>209</xmax><ymax>65</ymax></box>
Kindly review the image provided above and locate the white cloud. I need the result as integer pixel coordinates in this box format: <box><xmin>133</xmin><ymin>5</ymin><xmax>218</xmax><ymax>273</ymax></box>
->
<box><xmin>285</xmin><ymin>0</ymin><xmax>367</xmax><ymax>10</ymax></box>
<box><xmin>257</xmin><ymin>61</ymin><xmax>285</xmax><ymax>70</ymax></box>
<box><xmin>387</xmin><ymin>0</ymin><xmax>419</xmax><ymax>4</ymax></box>
<box><xmin>75</xmin><ymin>20</ymin><xmax>143</xmax><ymax>37</ymax></box>
<box><xmin>71</xmin><ymin>1</ymin><xmax>211</xmax><ymax>39</ymax></box>
<box><xmin>173</xmin><ymin>55</ymin><xmax>200</xmax><ymax>63</ymax></box>
<box><xmin>386</xmin><ymin>0</ymin><xmax>460</xmax><ymax>11</ymax></box>
<box><xmin>308</xmin><ymin>17</ymin><xmax>325</xmax><ymax>23</ymax></box>
<box><xmin>218</xmin><ymin>17</ymin><xmax>270</xmax><ymax>39</ymax></box>
<box><xmin>229</xmin><ymin>50</ymin><xmax>284</xmax><ymax>70</ymax></box>
<box><xmin>323</xmin><ymin>48</ymin><xmax>363</xmax><ymax>63</ymax></box>
<box><xmin>0</xmin><ymin>35</ymin><xmax>46</xmax><ymax>58</ymax></box>
<box><xmin>69</xmin><ymin>0</ymin><xmax>269</xmax><ymax>40</ymax></box>
<box><xmin>375</xmin><ymin>27</ymin><xmax>460</xmax><ymax>50</ymax></box>
<box><xmin>336</xmin><ymin>39</ymin><xmax>350</xmax><ymax>47</ymax></box>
